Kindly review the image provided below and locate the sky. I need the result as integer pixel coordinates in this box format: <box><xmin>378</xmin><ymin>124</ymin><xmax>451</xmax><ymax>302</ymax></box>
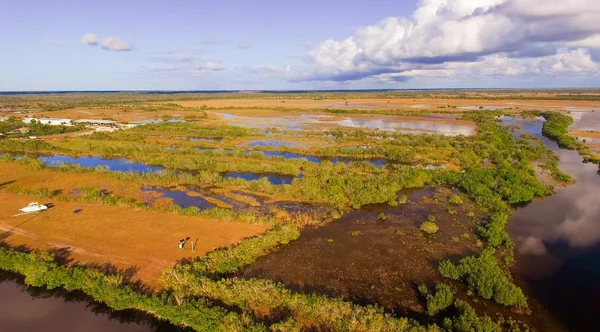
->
<box><xmin>1</xmin><ymin>0</ymin><xmax>599</xmax><ymax>91</ymax></box>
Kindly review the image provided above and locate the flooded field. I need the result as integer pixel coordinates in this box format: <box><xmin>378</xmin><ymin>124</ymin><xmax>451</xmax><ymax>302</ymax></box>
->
<box><xmin>243</xmin><ymin>187</ymin><xmax>480</xmax><ymax>316</ymax></box>
<box><xmin>215</xmin><ymin>112</ymin><xmax>476</xmax><ymax>136</ymax></box>
<box><xmin>568</xmin><ymin>111</ymin><xmax>600</xmax><ymax>131</ymax></box>
<box><xmin>506</xmin><ymin>118</ymin><xmax>600</xmax><ymax>330</ymax></box>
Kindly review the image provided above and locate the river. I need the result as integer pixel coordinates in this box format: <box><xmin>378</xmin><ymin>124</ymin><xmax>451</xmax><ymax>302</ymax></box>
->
<box><xmin>508</xmin><ymin>118</ymin><xmax>600</xmax><ymax>331</ymax></box>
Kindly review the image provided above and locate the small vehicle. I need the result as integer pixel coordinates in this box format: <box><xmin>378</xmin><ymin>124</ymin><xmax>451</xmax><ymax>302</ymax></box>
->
<box><xmin>19</xmin><ymin>202</ymin><xmax>48</xmax><ymax>213</ymax></box>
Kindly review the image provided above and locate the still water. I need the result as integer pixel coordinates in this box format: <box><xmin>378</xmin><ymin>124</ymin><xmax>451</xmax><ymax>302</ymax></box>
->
<box><xmin>0</xmin><ymin>272</ymin><xmax>183</xmax><ymax>332</ymax></box>
<box><xmin>508</xmin><ymin>118</ymin><xmax>600</xmax><ymax>330</ymax></box>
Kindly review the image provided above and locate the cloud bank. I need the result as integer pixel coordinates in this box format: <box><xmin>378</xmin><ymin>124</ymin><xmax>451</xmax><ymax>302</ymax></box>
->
<box><xmin>101</xmin><ymin>36</ymin><xmax>132</xmax><ymax>51</ymax></box>
<box><xmin>80</xmin><ymin>34</ymin><xmax>99</xmax><ymax>46</ymax></box>
<box><xmin>80</xmin><ymin>34</ymin><xmax>131</xmax><ymax>51</ymax></box>
<box><xmin>191</xmin><ymin>61</ymin><xmax>225</xmax><ymax>76</ymax></box>
<box><xmin>302</xmin><ymin>0</ymin><xmax>600</xmax><ymax>82</ymax></box>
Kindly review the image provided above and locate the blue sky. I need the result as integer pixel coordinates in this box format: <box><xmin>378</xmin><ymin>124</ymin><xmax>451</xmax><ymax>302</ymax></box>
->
<box><xmin>1</xmin><ymin>0</ymin><xmax>599</xmax><ymax>91</ymax></box>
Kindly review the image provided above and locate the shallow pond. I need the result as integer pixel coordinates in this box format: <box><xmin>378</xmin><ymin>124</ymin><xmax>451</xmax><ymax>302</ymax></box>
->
<box><xmin>506</xmin><ymin>117</ymin><xmax>600</xmax><ymax>330</ymax></box>
<box><xmin>315</xmin><ymin>118</ymin><xmax>474</xmax><ymax>136</ymax></box>
<box><xmin>0</xmin><ymin>272</ymin><xmax>183</xmax><ymax>332</ymax></box>
<box><xmin>39</xmin><ymin>155</ymin><xmax>164</xmax><ymax>173</ymax></box>
<box><xmin>216</xmin><ymin>113</ymin><xmax>475</xmax><ymax>136</ymax></box>
<box><xmin>569</xmin><ymin>111</ymin><xmax>600</xmax><ymax>131</ymax></box>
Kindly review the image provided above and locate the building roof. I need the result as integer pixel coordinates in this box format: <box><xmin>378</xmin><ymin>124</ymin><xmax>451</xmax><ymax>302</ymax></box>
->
<box><xmin>73</xmin><ymin>119</ymin><xmax>116</xmax><ymax>124</ymax></box>
<box><xmin>23</xmin><ymin>117</ymin><xmax>73</xmax><ymax>122</ymax></box>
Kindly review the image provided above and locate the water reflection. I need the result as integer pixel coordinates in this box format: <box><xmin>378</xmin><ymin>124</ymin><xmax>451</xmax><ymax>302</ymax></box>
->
<box><xmin>506</xmin><ymin>118</ymin><xmax>600</xmax><ymax>330</ymax></box>
<box><xmin>325</xmin><ymin>118</ymin><xmax>473</xmax><ymax>136</ymax></box>
<box><xmin>569</xmin><ymin>111</ymin><xmax>600</xmax><ymax>131</ymax></box>
<box><xmin>216</xmin><ymin>113</ymin><xmax>475</xmax><ymax>136</ymax></box>
<box><xmin>0</xmin><ymin>272</ymin><xmax>183</xmax><ymax>331</ymax></box>
<box><xmin>39</xmin><ymin>155</ymin><xmax>164</xmax><ymax>173</ymax></box>
<box><xmin>509</xmin><ymin>119</ymin><xmax>600</xmax><ymax>256</ymax></box>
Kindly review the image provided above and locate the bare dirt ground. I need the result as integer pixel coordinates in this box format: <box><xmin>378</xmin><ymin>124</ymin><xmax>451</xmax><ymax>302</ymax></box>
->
<box><xmin>0</xmin><ymin>191</ymin><xmax>268</xmax><ymax>288</ymax></box>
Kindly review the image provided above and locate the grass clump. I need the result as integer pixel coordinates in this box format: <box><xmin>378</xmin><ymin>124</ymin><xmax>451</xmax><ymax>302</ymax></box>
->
<box><xmin>449</xmin><ymin>194</ymin><xmax>463</xmax><ymax>205</ymax></box>
<box><xmin>420</xmin><ymin>221</ymin><xmax>439</xmax><ymax>234</ymax></box>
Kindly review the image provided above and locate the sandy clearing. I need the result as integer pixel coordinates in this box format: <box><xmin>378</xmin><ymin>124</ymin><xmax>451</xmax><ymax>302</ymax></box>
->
<box><xmin>0</xmin><ymin>191</ymin><xmax>268</xmax><ymax>288</ymax></box>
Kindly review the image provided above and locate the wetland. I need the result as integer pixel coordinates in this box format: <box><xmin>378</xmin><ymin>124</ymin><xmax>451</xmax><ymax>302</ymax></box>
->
<box><xmin>1</xmin><ymin>90</ymin><xmax>600</xmax><ymax>331</ymax></box>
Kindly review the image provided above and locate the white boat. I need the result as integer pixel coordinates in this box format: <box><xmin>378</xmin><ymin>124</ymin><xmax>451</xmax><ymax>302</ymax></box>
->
<box><xmin>19</xmin><ymin>202</ymin><xmax>48</xmax><ymax>213</ymax></box>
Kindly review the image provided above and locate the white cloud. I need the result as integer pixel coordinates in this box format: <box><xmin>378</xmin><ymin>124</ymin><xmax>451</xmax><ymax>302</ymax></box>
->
<box><xmin>238</xmin><ymin>43</ymin><xmax>252</xmax><ymax>50</ymax></box>
<box><xmin>302</xmin><ymin>0</ymin><xmax>600</xmax><ymax>82</ymax></box>
<box><xmin>265</xmin><ymin>64</ymin><xmax>291</xmax><ymax>74</ymax></box>
<box><xmin>101</xmin><ymin>36</ymin><xmax>132</xmax><ymax>51</ymax></box>
<box><xmin>191</xmin><ymin>61</ymin><xmax>225</xmax><ymax>76</ymax></box>
<box><xmin>80</xmin><ymin>34</ymin><xmax>99</xmax><ymax>46</ymax></box>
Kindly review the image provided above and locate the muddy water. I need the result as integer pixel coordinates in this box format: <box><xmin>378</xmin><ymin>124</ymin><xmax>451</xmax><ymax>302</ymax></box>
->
<box><xmin>507</xmin><ymin>118</ymin><xmax>600</xmax><ymax>330</ymax></box>
<box><xmin>0</xmin><ymin>272</ymin><xmax>183</xmax><ymax>332</ymax></box>
<box><xmin>243</xmin><ymin>187</ymin><xmax>480</xmax><ymax>316</ymax></box>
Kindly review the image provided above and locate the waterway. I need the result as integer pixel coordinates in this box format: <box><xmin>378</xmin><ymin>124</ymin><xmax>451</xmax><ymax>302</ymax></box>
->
<box><xmin>0</xmin><ymin>272</ymin><xmax>184</xmax><ymax>331</ymax></box>
<box><xmin>505</xmin><ymin>118</ymin><xmax>600</xmax><ymax>330</ymax></box>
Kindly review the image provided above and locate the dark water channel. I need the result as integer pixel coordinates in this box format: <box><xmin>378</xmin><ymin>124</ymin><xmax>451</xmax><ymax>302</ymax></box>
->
<box><xmin>0</xmin><ymin>271</ymin><xmax>184</xmax><ymax>332</ymax></box>
<box><xmin>506</xmin><ymin>118</ymin><xmax>600</xmax><ymax>331</ymax></box>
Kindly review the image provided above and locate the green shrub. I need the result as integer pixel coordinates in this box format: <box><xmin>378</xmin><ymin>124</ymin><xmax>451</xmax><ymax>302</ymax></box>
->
<box><xmin>444</xmin><ymin>300</ymin><xmax>501</xmax><ymax>332</ymax></box>
<box><xmin>439</xmin><ymin>248</ymin><xmax>527</xmax><ymax>308</ymax></box>
<box><xmin>420</xmin><ymin>221</ymin><xmax>439</xmax><ymax>234</ymax></box>
<box><xmin>438</xmin><ymin>261</ymin><xmax>460</xmax><ymax>280</ymax></box>
<box><xmin>449</xmin><ymin>194</ymin><xmax>463</xmax><ymax>205</ymax></box>
<box><xmin>426</xmin><ymin>283</ymin><xmax>454</xmax><ymax>316</ymax></box>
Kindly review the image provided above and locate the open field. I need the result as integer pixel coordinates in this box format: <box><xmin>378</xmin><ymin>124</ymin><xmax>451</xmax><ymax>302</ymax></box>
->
<box><xmin>0</xmin><ymin>191</ymin><xmax>268</xmax><ymax>287</ymax></box>
<box><xmin>173</xmin><ymin>97</ymin><xmax>600</xmax><ymax>111</ymax></box>
<box><xmin>2</xmin><ymin>91</ymin><xmax>600</xmax><ymax>330</ymax></box>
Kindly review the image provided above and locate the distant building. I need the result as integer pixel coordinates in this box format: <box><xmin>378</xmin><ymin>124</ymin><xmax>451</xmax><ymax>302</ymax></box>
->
<box><xmin>23</xmin><ymin>117</ymin><xmax>73</xmax><ymax>126</ymax></box>
<box><xmin>8</xmin><ymin>127</ymin><xmax>29</xmax><ymax>135</ymax></box>
<box><xmin>73</xmin><ymin>119</ymin><xmax>117</xmax><ymax>128</ymax></box>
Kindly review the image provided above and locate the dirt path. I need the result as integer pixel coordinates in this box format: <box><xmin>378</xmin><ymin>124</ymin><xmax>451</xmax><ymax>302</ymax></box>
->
<box><xmin>0</xmin><ymin>192</ymin><xmax>268</xmax><ymax>288</ymax></box>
